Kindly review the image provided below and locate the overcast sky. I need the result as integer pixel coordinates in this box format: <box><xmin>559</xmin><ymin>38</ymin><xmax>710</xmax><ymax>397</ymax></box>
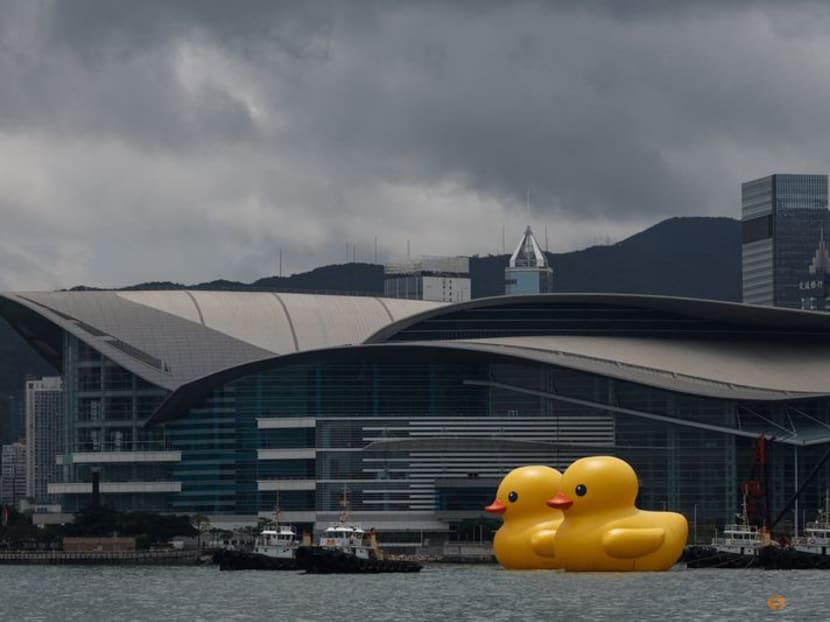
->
<box><xmin>2</xmin><ymin>1</ymin><xmax>830</xmax><ymax>289</ymax></box>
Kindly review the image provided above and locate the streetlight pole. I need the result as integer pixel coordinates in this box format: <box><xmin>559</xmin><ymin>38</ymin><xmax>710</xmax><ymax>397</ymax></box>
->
<box><xmin>794</xmin><ymin>446</ymin><xmax>799</xmax><ymax>540</ymax></box>
<box><xmin>693</xmin><ymin>504</ymin><xmax>698</xmax><ymax>545</ymax></box>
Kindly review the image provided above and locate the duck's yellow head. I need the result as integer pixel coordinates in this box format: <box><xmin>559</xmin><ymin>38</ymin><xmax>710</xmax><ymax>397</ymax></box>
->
<box><xmin>546</xmin><ymin>456</ymin><xmax>638</xmax><ymax>515</ymax></box>
<box><xmin>485</xmin><ymin>465</ymin><xmax>562</xmax><ymax>520</ymax></box>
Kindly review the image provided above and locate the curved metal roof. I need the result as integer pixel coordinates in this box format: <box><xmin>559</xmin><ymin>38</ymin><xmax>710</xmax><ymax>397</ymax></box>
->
<box><xmin>0</xmin><ymin>290</ymin><xmax>442</xmax><ymax>391</ymax></box>
<box><xmin>147</xmin><ymin>332</ymin><xmax>830</xmax><ymax>424</ymax></box>
<box><xmin>366</xmin><ymin>292</ymin><xmax>830</xmax><ymax>343</ymax></box>
<box><xmin>116</xmin><ymin>290</ymin><xmax>436</xmax><ymax>354</ymax></box>
<box><xmin>145</xmin><ymin>339</ymin><xmax>830</xmax><ymax>446</ymax></box>
<box><xmin>5</xmin><ymin>290</ymin><xmax>830</xmax><ymax>442</ymax></box>
<box><xmin>429</xmin><ymin>338</ymin><xmax>828</xmax><ymax>399</ymax></box>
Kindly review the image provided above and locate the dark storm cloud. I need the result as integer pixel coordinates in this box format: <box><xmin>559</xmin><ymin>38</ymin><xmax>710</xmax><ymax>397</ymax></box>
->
<box><xmin>1</xmin><ymin>1</ymin><xmax>830</xmax><ymax>288</ymax></box>
<box><xmin>48</xmin><ymin>0</ymin><xmax>338</xmax><ymax>59</ymax></box>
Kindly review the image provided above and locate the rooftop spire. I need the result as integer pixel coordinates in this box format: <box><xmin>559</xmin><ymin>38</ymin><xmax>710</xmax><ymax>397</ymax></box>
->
<box><xmin>509</xmin><ymin>225</ymin><xmax>548</xmax><ymax>269</ymax></box>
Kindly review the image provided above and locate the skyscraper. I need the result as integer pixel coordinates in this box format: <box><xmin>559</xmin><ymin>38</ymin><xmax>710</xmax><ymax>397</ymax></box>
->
<box><xmin>798</xmin><ymin>229</ymin><xmax>830</xmax><ymax>311</ymax></box>
<box><xmin>1</xmin><ymin>441</ymin><xmax>26</xmax><ymax>508</ymax></box>
<box><xmin>504</xmin><ymin>226</ymin><xmax>553</xmax><ymax>295</ymax></box>
<box><xmin>25</xmin><ymin>376</ymin><xmax>63</xmax><ymax>503</ymax></box>
<box><xmin>742</xmin><ymin>174</ymin><xmax>829</xmax><ymax>307</ymax></box>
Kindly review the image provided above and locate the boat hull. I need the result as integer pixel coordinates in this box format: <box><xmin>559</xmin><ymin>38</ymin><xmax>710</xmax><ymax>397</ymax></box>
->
<box><xmin>758</xmin><ymin>546</ymin><xmax>830</xmax><ymax>570</ymax></box>
<box><xmin>213</xmin><ymin>549</ymin><xmax>299</xmax><ymax>571</ymax></box>
<box><xmin>295</xmin><ymin>546</ymin><xmax>422</xmax><ymax>574</ymax></box>
<box><xmin>682</xmin><ymin>546</ymin><xmax>760</xmax><ymax>569</ymax></box>
<box><xmin>684</xmin><ymin>545</ymin><xmax>830</xmax><ymax>569</ymax></box>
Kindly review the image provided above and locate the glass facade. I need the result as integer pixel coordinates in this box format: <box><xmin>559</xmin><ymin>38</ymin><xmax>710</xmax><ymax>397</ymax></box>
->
<box><xmin>59</xmin><ymin>333</ymin><xmax>171</xmax><ymax>512</ymax></box>
<box><xmin>742</xmin><ymin>174</ymin><xmax>830</xmax><ymax>308</ymax></box>
<box><xmin>505</xmin><ymin>268</ymin><xmax>553</xmax><ymax>295</ymax></box>
<box><xmin>774</xmin><ymin>207</ymin><xmax>829</xmax><ymax>308</ymax></box>
<box><xmin>61</xmin><ymin>347</ymin><xmax>824</xmax><ymax>539</ymax></box>
<box><xmin>43</xmin><ymin>299</ymin><xmax>830</xmax><ymax>542</ymax></box>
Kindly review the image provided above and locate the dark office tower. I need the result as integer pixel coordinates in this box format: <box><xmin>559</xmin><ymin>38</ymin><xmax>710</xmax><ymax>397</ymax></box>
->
<box><xmin>741</xmin><ymin>174</ymin><xmax>829</xmax><ymax>308</ymax></box>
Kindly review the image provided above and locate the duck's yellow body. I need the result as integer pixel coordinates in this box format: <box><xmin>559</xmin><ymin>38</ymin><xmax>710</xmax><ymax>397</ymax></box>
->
<box><xmin>485</xmin><ymin>465</ymin><xmax>563</xmax><ymax>569</ymax></box>
<box><xmin>547</xmin><ymin>456</ymin><xmax>688</xmax><ymax>571</ymax></box>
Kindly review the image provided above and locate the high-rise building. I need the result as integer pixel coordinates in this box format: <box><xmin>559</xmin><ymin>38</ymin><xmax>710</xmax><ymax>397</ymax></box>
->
<box><xmin>25</xmin><ymin>376</ymin><xmax>63</xmax><ymax>503</ymax></box>
<box><xmin>798</xmin><ymin>228</ymin><xmax>830</xmax><ymax>311</ymax></box>
<box><xmin>504</xmin><ymin>226</ymin><xmax>553</xmax><ymax>295</ymax></box>
<box><xmin>384</xmin><ymin>257</ymin><xmax>471</xmax><ymax>303</ymax></box>
<box><xmin>741</xmin><ymin>174</ymin><xmax>829</xmax><ymax>307</ymax></box>
<box><xmin>1</xmin><ymin>441</ymin><xmax>26</xmax><ymax>508</ymax></box>
<box><xmin>0</xmin><ymin>394</ymin><xmax>24</xmax><ymax>446</ymax></box>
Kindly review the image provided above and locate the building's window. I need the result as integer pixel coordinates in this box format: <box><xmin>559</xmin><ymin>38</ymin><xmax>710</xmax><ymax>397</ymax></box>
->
<box><xmin>77</xmin><ymin>398</ymin><xmax>101</xmax><ymax>422</ymax></box>
<box><xmin>77</xmin><ymin>367</ymin><xmax>100</xmax><ymax>392</ymax></box>
<box><xmin>77</xmin><ymin>341</ymin><xmax>101</xmax><ymax>363</ymax></box>
<box><xmin>105</xmin><ymin>396</ymin><xmax>133</xmax><ymax>421</ymax></box>
<box><xmin>104</xmin><ymin>366</ymin><xmax>133</xmax><ymax>391</ymax></box>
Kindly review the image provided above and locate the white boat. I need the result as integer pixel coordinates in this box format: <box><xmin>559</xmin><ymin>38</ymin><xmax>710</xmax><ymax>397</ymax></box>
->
<box><xmin>711</xmin><ymin>492</ymin><xmax>770</xmax><ymax>557</ymax></box>
<box><xmin>253</xmin><ymin>524</ymin><xmax>299</xmax><ymax>559</ymax></box>
<box><xmin>295</xmin><ymin>486</ymin><xmax>422</xmax><ymax>573</ymax></box>
<box><xmin>215</xmin><ymin>499</ymin><xmax>302</xmax><ymax>570</ymax></box>
<box><xmin>253</xmin><ymin>495</ymin><xmax>300</xmax><ymax>560</ymax></box>
<box><xmin>317</xmin><ymin>486</ymin><xmax>373</xmax><ymax>560</ymax></box>
<box><xmin>794</xmin><ymin>490</ymin><xmax>830</xmax><ymax>556</ymax></box>
<box><xmin>712</xmin><ymin>523</ymin><xmax>768</xmax><ymax>556</ymax></box>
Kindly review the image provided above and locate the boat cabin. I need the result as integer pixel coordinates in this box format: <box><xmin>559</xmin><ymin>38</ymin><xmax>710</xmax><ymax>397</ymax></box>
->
<box><xmin>254</xmin><ymin>525</ymin><xmax>299</xmax><ymax>558</ymax></box>
<box><xmin>320</xmin><ymin>525</ymin><xmax>370</xmax><ymax>559</ymax></box>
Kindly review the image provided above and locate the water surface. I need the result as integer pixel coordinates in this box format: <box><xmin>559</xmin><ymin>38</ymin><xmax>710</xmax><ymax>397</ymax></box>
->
<box><xmin>1</xmin><ymin>564</ymin><xmax>825</xmax><ymax>621</ymax></box>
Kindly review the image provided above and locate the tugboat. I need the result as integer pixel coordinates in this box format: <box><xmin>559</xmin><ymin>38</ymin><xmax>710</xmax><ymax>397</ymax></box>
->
<box><xmin>215</xmin><ymin>499</ymin><xmax>302</xmax><ymax>571</ymax></box>
<box><xmin>794</xmin><ymin>490</ymin><xmax>830</xmax><ymax>558</ymax></box>
<box><xmin>685</xmin><ymin>492</ymin><xmax>767</xmax><ymax>568</ymax></box>
<box><xmin>253</xmin><ymin>524</ymin><xmax>300</xmax><ymax>559</ymax></box>
<box><xmin>760</xmin><ymin>490</ymin><xmax>830</xmax><ymax>569</ymax></box>
<box><xmin>295</xmin><ymin>487</ymin><xmax>422</xmax><ymax>574</ymax></box>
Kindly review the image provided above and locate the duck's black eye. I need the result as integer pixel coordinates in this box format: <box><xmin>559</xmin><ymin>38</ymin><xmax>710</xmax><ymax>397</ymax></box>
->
<box><xmin>575</xmin><ymin>484</ymin><xmax>587</xmax><ymax>497</ymax></box>
<box><xmin>508</xmin><ymin>491</ymin><xmax>519</xmax><ymax>503</ymax></box>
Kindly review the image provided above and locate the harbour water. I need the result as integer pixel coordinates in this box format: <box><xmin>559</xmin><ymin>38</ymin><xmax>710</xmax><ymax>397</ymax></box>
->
<box><xmin>2</xmin><ymin>564</ymin><xmax>827</xmax><ymax>621</ymax></box>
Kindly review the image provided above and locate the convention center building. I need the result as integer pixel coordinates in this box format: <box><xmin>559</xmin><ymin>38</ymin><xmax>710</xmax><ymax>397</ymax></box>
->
<box><xmin>2</xmin><ymin>290</ymin><xmax>830</xmax><ymax>541</ymax></box>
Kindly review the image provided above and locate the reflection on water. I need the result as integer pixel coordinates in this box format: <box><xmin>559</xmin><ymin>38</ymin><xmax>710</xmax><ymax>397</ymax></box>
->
<box><xmin>1</xmin><ymin>564</ymin><xmax>828</xmax><ymax>622</ymax></box>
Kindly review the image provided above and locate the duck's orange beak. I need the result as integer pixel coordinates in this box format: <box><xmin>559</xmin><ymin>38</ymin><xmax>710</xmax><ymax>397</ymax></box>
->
<box><xmin>485</xmin><ymin>499</ymin><xmax>507</xmax><ymax>514</ymax></box>
<box><xmin>546</xmin><ymin>491</ymin><xmax>573</xmax><ymax>510</ymax></box>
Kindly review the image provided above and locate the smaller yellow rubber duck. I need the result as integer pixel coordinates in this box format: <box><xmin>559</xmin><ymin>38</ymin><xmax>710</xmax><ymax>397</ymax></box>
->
<box><xmin>546</xmin><ymin>456</ymin><xmax>688</xmax><ymax>571</ymax></box>
<box><xmin>485</xmin><ymin>465</ymin><xmax>564</xmax><ymax>569</ymax></box>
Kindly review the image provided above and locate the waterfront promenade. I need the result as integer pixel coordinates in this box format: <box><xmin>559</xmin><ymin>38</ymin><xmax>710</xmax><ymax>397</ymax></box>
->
<box><xmin>0</xmin><ymin>549</ymin><xmax>201</xmax><ymax>565</ymax></box>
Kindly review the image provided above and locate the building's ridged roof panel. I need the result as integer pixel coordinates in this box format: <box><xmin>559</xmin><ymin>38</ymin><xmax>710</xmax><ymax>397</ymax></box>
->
<box><xmin>366</xmin><ymin>292</ymin><xmax>830</xmax><ymax>343</ymax></box>
<box><xmin>0</xmin><ymin>291</ymin><xmax>443</xmax><ymax>391</ymax></box>
<box><xmin>441</xmin><ymin>337</ymin><xmax>829</xmax><ymax>399</ymax></box>
<box><xmin>275</xmin><ymin>294</ymin><xmax>389</xmax><ymax>352</ymax></box>
<box><xmin>117</xmin><ymin>291</ymin><xmax>442</xmax><ymax>354</ymax></box>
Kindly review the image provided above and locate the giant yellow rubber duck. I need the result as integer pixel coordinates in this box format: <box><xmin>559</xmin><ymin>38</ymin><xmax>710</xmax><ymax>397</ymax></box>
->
<box><xmin>485</xmin><ymin>465</ymin><xmax>564</xmax><ymax>569</ymax></box>
<box><xmin>546</xmin><ymin>456</ymin><xmax>688</xmax><ymax>571</ymax></box>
